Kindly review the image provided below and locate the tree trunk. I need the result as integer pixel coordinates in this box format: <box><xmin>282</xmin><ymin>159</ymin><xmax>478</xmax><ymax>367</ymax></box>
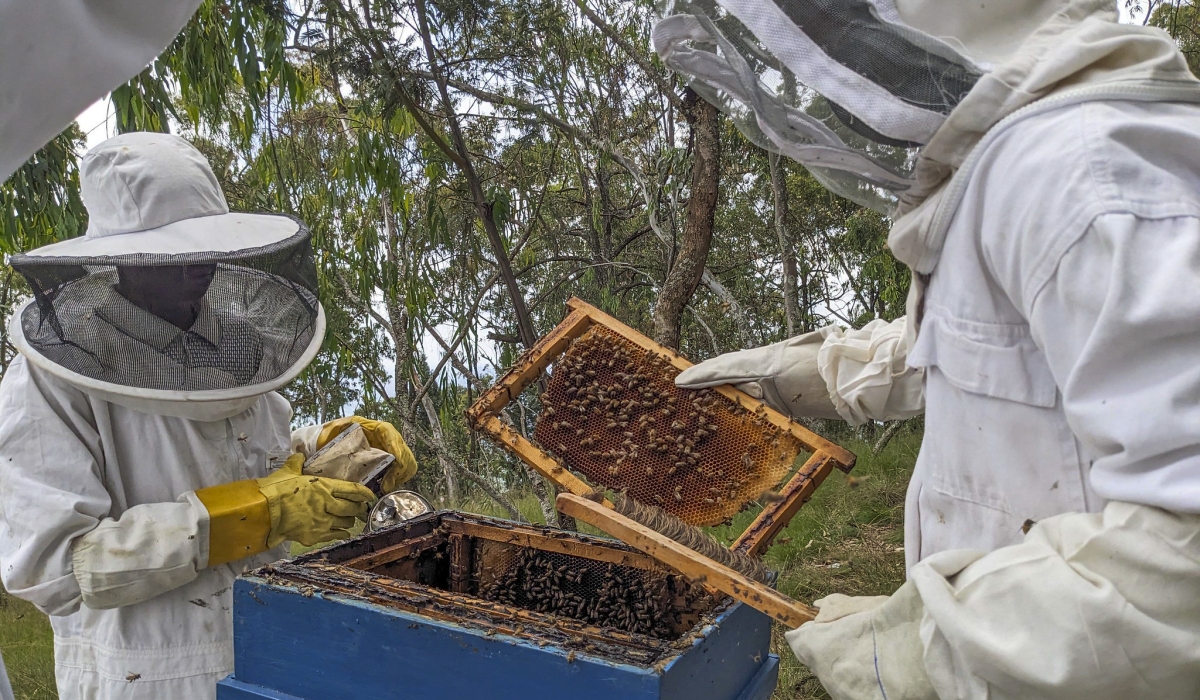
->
<box><xmin>653</xmin><ymin>89</ymin><xmax>720</xmax><ymax>349</ymax></box>
<box><xmin>770</xmin><ymin>151</ymin><xmax>800</xmax><ymax>337</ymax></box>
<box><xmin>872</xmin><ymin>419</ymin><xmax>909</xmax><ymax>456</ymax></box>
<box><xmin>418</xmin><ymin>391</ymin><xmax>460</xmax><ymax>506</ymax></box>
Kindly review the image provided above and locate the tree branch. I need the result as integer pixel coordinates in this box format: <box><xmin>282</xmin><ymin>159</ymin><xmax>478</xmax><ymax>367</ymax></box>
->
<box><xmin>570</xmin><ymin>0</ymin><xmax>685</xmax><ymax>111</ymax></box>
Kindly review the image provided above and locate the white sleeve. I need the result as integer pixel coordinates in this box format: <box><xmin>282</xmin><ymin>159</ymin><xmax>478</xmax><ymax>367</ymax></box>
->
<box><xmin>1029</xmin><ymin>214</ymin><xmax>1200</xmax><ymax>513</ymax></box>
<box><xmin>913</xmin><ymin>502</ymin><xmax>1200</xmax><ymax>700</ymax></box>
<box><xmin>816</xmin><ymin>316</ymin><xmax>925</xmax><ymax>424</ymax></box>
<box><xmin>0</xmin><ymin>358</ymin><xmax>205</xmax><ymax>614</ymax></box>
<box><xmin>69</xmin><ymin>494</ymin><xmax>209</xmax><ymax>610</ymax></box>
<box><xmin>0</xmin><ymin>0</ymin><xmax>203</xmax><ymax>179</ymax></box>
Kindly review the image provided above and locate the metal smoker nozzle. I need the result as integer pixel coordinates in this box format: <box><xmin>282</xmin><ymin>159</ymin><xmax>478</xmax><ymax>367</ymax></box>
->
<box><xmin>368</xmin><ymin>490</ymin><xmax>434</xmax><ymax>532</ymax></box>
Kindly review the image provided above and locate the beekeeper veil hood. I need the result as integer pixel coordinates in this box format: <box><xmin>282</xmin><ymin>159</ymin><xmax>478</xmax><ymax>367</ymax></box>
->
<box><xmin>8</xmin><ymin>132</ymin><xmax>325</xmax><ymax>421</ymax></box>
<box><xmin>652</xmin><ymin>0</ymin><xmax>1073</xmax><ymax>212</ymax></box>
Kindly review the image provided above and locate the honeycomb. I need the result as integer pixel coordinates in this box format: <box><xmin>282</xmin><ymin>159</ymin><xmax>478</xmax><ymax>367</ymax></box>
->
<box><xmin>532</xmin><ymin>325</ymin><xmax>804</xmax><ymax>526</ymax></box>
<box><xmin>474</xmin><ymin>539</ymin><xmax>712</xmax><ymax>638</ymax></box>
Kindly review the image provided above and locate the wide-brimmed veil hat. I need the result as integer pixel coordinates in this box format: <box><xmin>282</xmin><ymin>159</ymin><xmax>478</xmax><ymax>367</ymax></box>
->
<box><xmin>651</xmin><ymin>0</ymin><xmax>1090</xmax><ymax>213</ymax></box>
<box><xmin>9</xmin><ymin>132</ymin><xmax>325</xmax><ymax>420</ymax></box>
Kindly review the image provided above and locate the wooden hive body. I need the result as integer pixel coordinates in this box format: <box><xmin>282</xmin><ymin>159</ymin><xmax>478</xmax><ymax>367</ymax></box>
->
<box><xmin>217</xmin><ymin>512</ymin><xmax>779</xmax><ymax>700</ymax></box>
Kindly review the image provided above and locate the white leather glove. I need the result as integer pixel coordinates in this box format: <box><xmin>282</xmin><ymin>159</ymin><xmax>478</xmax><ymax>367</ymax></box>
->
<box><xmin>675</xmin><ymin>327</ymin><xmax>843</xmax><ymax>420</ymax></box>
<box><xmin>791</xmin><ymin>504</ymin><xmax>1200</xmax><ymax>700</ymax></box>
<box><xmin>785</xmin><ymin>585</ymin><xmax>939</xmax><ymax>700</ymax></box>
<box><xmin>677</xmin><ymin>318</ymin><xmax>924</xmax><ymax>425</ymax></box>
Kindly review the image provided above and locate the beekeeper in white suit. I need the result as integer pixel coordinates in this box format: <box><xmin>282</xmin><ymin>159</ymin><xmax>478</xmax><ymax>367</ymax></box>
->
<box><xmin>0</xmin><ymin>132</ymin><xmax>418</xmax><ymax>700</ymax></box>
<box><xmin>2</xmin><ymin>4</ymin><xmax>212</xmax><ymax>697</ymax></box>
<box><xmin>658</xmin><ymin>0</ymin><xmax>1200</xmax><ymax>697</ymax></box>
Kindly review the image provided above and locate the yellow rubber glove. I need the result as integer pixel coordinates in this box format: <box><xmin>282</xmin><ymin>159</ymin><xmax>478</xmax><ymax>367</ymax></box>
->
<box><xmin>196</xmin><ymin>454</ymin><xmax>376</xmax><ymax>567</ymax></box>
<box><xmin>318</xmin><ymin>416</ymin><xmax>418</xmax><ymax>493</ymax></box>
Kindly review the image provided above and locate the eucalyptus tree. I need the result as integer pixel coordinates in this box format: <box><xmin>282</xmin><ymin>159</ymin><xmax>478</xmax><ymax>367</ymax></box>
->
<box><xmin>1</xmin><ymin>0</ymin><xmax>912</xmax><ymax>516</ymax></box>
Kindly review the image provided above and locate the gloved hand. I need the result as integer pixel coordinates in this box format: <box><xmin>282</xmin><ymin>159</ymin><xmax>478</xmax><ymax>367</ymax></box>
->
<box><xmin>195</xmin><ymin>453</ymin><xmax>376</xmax><ymax>566</ymax></box>
<box><xmin>317</xmin><ymin>416</ymin><xmax>417</xmax><ymax>493</ymax></box>
<box><xmin>675</xmin><ymin>327</ymin><xmax>843</xmax><ymax>420</ymax></box>
<box><xmin>785</xmin><ymin>585</ymin><xmax>937</xmax><ymax>700</ymax></box>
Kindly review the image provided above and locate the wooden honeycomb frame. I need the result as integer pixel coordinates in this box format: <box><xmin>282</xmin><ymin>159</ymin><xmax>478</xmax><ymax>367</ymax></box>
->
<box><xmin>466</xmin><ymin>298</ymin><xmax>856</xmax><ymax>556</ymax></box>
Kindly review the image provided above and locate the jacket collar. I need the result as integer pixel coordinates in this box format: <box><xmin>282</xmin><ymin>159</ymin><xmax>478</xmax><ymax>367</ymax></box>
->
<box><xmin>94</xmin><ymin>285</ymin><xmax>222</xmax><ymax>351</ymax></box>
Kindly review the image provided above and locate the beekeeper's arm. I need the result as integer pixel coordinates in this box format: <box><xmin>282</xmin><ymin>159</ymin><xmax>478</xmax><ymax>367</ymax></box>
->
<box><xmin>0</xmin><ymin>359</ymin><xmax>374</xmax><ymax>614</ymax></box>
<box><xmin>787</xmin><ymin>213</ymin><xmax>1200</xmax><ymax>700</ymax></box>
<box><xmin>0</xmin><ymin>1</ymin><xmax>204</xmax><ymax>181</ymax></box>
<box><xmin>675</xmin><ymin>318</ymin><xmax>923</xmax><ymax>425</ymax></box>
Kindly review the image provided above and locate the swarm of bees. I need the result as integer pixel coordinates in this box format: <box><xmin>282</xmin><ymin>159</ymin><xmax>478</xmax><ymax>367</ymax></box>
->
<box><xmin>532</xmin><ymin>327</ymin><xmax>799</xmax><ymax>525</ymax></box>
<box><xmin>478</xmin><ymin>548</ymin><xmax>674</xmax><ymax>638</ymax></box>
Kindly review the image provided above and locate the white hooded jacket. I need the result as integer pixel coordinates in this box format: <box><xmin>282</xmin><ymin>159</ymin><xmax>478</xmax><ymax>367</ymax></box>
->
<box><xmin>807</xmin><ymin>0</ymin><xmax>1200</xmax><ymax>565</ymax></box>
<box><xmin>787</xmin><ymin>3</ymin><xmax>1200</xmax><ymax>698</ymax></box>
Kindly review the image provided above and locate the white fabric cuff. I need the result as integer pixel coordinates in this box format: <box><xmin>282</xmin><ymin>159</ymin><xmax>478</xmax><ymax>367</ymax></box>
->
<box><xmin>817</xmin><ymin>316</ymin><xmax>925</xmax><ymax>424</ymax></box>
<box><xmin>913</xmin><ymin>503</ymin><xmax>1200</xmax><ymax>700</ymax></box>
<box><xmin>290</xmin><ymin>424</ymin><xmax>321</xmax><ymax>458</ymax></box>
<box><xmin>786</xmin><ymin>581</ymin><xmax>936</xmax><ymax>699</ymax></box>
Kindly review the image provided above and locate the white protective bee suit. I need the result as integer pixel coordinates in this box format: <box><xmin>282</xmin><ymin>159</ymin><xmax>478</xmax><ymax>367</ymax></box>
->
<box><xmin>664</xmin><ymin>1</ymin><xmax>1200</xmax><ymax>697</ymax></box>
<box><xmin>2</xmin><ymin>4</ymin><xmax>207</xmax><ymax>696</ymax></box>
<box><xmin>0</xmin><ymin>0</ymin><xmax>205</xmax><ymax>181</ymax></box>
<box><xmin>0</xmin><ymin>132</ymin><xmax>334</xmax><ymax>700</ymax></box>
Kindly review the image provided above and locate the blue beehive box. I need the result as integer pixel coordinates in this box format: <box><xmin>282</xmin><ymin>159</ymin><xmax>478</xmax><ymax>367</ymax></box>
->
<box><xmin>218</xmin><ymin>511</ymin><xmax>778</xmax><ymax>700</ymax></box>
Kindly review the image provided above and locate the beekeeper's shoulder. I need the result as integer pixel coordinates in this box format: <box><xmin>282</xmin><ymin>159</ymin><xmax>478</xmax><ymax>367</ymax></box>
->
<box><xmin>0</xmin><ymin>354</ymin><xmax>93</xmax><ymax>429</ymax></box>
<box><xmin>970</xmin><ymin>100</ymin><xmax>1200</xmax><ymax>307</ymax></box>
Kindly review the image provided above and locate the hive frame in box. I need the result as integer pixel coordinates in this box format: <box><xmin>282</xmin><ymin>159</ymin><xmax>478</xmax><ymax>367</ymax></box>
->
<box><xmin>466</xmin><ymin>297</ymin><xmax>856</xmax><ymax>556</ymax></box>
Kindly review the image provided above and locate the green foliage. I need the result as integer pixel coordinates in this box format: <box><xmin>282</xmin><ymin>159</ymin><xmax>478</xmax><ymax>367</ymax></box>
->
<box><xmin>0</xmin><ymin>125</ymin><xmax>87</xmax><ymax>253</ymax></box>
<box><xmin>0</xmin><ymin>0</ymin><xmax>912</xmax><ymax>510</ymax></box>
<box><xmin>1151</xmin><ymin>1</ymin><xmax>1200</xmax><ymax>76</ymax></box>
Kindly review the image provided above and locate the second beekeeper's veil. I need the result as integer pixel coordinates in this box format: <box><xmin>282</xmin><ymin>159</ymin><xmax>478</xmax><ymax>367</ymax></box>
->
<box><xmin>654</xmin><ymin>0</ymin><xmax>1014</xmax><ymax>212</ymax></box>
<box><xmin>8</xmin><ymin>132</ymin><xmax>325</xmax><ymax>420</ymax></box>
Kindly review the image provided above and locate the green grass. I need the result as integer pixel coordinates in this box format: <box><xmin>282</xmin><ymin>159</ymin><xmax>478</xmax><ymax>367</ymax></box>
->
<box><xmin>0</xmin><ymin>589</ymin><xmax>56</xmax><ymax>700</ymax></box>
<box><xmin>757</xmin><ymin>433</ymin><xmax>916</xmax><ymax>699</ymax></box>
<box><xmin>0</xmin><ymin>430</ymin><xmax>918</xmax><ymax>699</ymax></box>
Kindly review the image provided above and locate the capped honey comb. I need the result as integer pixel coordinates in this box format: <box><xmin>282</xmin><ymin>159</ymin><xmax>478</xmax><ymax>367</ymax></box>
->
<box><xmin>532</xmin><ymin>326</ymin><xmax>803</xmax><ymax>526</ymax></box>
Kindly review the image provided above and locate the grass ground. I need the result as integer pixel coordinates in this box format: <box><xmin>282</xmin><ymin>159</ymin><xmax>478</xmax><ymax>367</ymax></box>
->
<box><xmin>0</xmin><ymin>429</ymin><xmax>918</xmax><ymax>699</ymax></box>
<box><xmin>0</xmin><ymin>589</ymin><xmax>56</xmax><ymax>700</ymax></box>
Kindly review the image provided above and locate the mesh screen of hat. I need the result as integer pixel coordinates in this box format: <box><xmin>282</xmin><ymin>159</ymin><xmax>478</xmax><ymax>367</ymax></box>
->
<box><xmin>11</xmin><ymin>226</ymin><xmax>319</xmax><ymax>392</ymax></box>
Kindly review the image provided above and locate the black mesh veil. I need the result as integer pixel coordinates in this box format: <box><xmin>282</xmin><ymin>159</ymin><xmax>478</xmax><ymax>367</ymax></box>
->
<box><xmin>769</xmin><ymin>0</ymin><xmax>979</xmax><ymax>114</ymax></box>
<box><xmin>655</xmin><ymin>0</ymin><xmax>985</xmax><ymax>212</ymax></box>
<box><xmin>9</xmin><ymin>219</ymin><xmax>320</xmax><ymax>393</ymax></box>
